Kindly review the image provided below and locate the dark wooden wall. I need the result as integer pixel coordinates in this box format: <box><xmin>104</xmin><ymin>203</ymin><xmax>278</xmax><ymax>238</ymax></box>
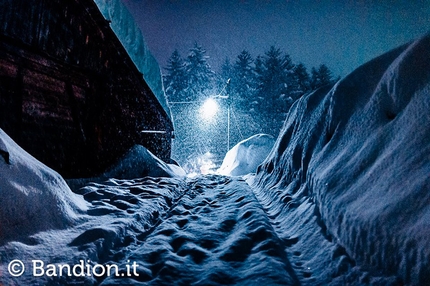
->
<box><xmin>0</xmin><ymin>0</ymin><xmax>173</xmax><ymax>177</ymax></box>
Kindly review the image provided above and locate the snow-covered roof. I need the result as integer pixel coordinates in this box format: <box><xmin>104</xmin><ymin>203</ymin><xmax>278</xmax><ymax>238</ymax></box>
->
<box><xmin>94</xmin><ymin>0</ymin><xmax>171</xmax><ymax>119</ymax></box>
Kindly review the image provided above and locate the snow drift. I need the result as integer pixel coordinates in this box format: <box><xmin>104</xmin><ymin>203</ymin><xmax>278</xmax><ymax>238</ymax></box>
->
<box><xmin>254</xmin><ymin>34</ymin><xmax>430</xmax><ymax>284</ymax></box>
<box><xmin>67</xmin><ymin>145</ymin><xmax>185</xmax><ymax>191</ymax></box>
<box><xmin>0</xmin><ymin>129</ymin><xmax>88</xmax><ymax>244</ymax></box>
<box><xmin>217</xmin><ymin>134</ymin><xmax>275</xmax><ymax>176</ymax></box>
<box><xmin>101</xmin><ymin>145</ymin><xmax>186</xmax><ymax>179</ymax></box>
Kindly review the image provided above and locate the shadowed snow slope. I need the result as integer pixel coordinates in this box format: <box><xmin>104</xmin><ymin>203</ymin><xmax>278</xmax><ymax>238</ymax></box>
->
<box><xmin>218</xmin><ymin>134</ymin><xmax>275</xmax><ymax>176</ymax></box>
<box><xmin>254</xmin><ymin>34</ymin><xmax>430</xmax><ymax>285</ymax></box>
<box><xmin>102</xmin><ymin>145</ymin><xmax>186</xmax><ymax>179</ymax></box>
<box><xmin>0</xmin><ymin>129</ymin><xmax>88</xmax><ymax>244</ymax></box>
<box><xmin>67</xmin><ymin>145</ymin><xmax>185</xmax><ymax>191</ymax></box>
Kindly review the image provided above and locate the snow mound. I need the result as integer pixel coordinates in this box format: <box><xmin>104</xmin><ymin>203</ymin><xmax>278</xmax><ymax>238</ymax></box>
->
<box><xmin>102</xmin><ymin>145</ymin><xmax>186</xmax><ymax>179</ymax></box>
<box><xmin>218</xmin><ymin>134</ymin><xmax>275</xmax><ymax>176</ymax></box>
<box><xmin>67</xmin><ymin>145</ymin><xmax>185</xmax><ymax>191</ymax></box>
<box><xmin>255</xmin><ymin>34</ymin><xmax>430</xmax><ymax>285</ymax></box>
<box><xmin>0</xmin><ymin>129</ymin><xmax>88</xmax><ymax>244</ymax></box>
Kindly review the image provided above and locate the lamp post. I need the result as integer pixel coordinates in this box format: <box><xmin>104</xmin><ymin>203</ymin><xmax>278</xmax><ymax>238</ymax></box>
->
<box><xmin>208</xmin><ymin>78</ymin><xmax>231</xmax><ymax>152</ymax></box>
<box><xmin>226</xmin><ymin>79</ymin><xmax>231</xmax><ymax>151</ymax></box>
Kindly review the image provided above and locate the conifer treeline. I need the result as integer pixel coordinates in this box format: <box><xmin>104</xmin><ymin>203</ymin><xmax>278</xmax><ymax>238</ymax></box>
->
<box><xmin>163</xmin><ymin>43</ymin><xmax>337</xmax><ymax>135</ymax></box>
<box><xmin>163</xmin><ymin>43</ymin><xmax>337</xmax><ymax>169</ymax></box>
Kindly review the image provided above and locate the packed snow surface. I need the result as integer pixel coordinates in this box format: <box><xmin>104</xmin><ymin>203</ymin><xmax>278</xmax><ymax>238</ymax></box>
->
<box><xmin>217</xmin><ymin>134</ymin><xmax>275</xmax><ymax>176</ymax></box>
<box><xmin>1</xmin><ymin>35</ymin><xmax>430</xmax><ymax>285</ymax></box>
<box><xmin>1</xmin><ymin>173</ymin><xmax>395</xmax><ymax>285</ymax></box>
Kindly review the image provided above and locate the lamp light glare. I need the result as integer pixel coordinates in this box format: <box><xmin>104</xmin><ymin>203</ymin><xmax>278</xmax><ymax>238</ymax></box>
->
<box><xmin>200</xmin><ymin>98</ymin><xmax>219</xmax><ymax>119</ymax></box>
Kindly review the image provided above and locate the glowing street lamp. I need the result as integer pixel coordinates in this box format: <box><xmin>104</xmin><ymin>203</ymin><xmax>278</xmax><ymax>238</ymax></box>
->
<box><xmin>168</xmin><ymin>78</ymin><xmax>232</xmax><ymax>152</ymax></box>
<box><xmin>199</xmin><ymin>79</ymin><xmax>231</xmax><ymax>151</ymax></box>
<box><xmin>199</xmin><ymin>98</ymin><xmax>219</xmax><ymax>120</ymax></box>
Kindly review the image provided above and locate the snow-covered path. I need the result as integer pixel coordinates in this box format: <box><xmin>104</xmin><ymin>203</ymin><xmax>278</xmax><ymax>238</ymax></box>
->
<box><xmin>0</xmin><ymin>174</ymin><xmax>402</xmax><ymax>285</ymax></box>
<box><xmin>2</xmin><ymin>175</ymin><xmax>298</xmax><ymax>285</ymax></box>
<box><xmin>118</xmin><ymin>175</ymin><xmax>298</xmax><ymax>285</ymax></box>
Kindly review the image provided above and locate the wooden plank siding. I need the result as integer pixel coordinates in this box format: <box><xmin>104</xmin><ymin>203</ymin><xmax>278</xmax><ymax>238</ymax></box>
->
<box><xmin>0</xmin><ymin>0</ymin><xmax>173</xmax><ymax>177</ymax></box>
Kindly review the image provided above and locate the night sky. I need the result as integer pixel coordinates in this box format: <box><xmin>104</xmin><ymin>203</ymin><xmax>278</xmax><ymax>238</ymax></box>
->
<box><xmin>121</xmin><ymin>0</ymin><xmax>430</xmax><ymax>77</ymax></box>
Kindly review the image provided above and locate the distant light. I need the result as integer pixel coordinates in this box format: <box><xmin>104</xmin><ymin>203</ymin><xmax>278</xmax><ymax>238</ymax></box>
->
<box><xmin>200</xmin><ymin>98</ymin><xmax>219</xmax><ymax>120</ymax></box>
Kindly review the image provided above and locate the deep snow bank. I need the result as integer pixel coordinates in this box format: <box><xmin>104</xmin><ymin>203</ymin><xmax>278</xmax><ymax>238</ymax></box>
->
<box><xmin>218</xmin><ymin>134</ymin><xmax>275</xmax><ymax>176</ymax></box>
<box><xmin>255</xmin><ymin>34</ymin><xmax>430</xmax><ymax>284</ymax></box>
<box><xmin>0</xmin><ymin>129</ymin><xmax>87</xmax><ymax>244</ymax></box>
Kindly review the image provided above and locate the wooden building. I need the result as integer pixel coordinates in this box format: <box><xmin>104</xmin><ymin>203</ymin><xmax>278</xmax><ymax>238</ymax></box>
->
<box><xmin>0</xmin><ymin>0</ymin><xmax>173</xmax><ymax>177</ymax></box>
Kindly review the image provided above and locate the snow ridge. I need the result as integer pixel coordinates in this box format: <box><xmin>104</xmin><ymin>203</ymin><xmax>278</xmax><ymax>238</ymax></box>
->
<box><xmin>255</xmin><ymin>34</ymin><xmax>430</xmax><ymax>285</ymax></box>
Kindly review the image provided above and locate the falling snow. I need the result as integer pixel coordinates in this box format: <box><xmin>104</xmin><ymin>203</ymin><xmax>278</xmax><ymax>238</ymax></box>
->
<box><xmin>1</xmin><ymin>30</ymin><xmax>430</xmax><ymax>286</ymax></box>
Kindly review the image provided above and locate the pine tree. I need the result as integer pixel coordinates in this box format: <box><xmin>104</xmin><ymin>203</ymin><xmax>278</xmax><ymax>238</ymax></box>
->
<box><xmin>291</xmin><ymin>63</ymin><xmax>311</xmax><ymax>99</ymax></box>
<box><xmin>253</xmin><ymin>54</ymin><xmax>265</xmax><ymax>100</ymax></box>
<box><xmin>185</xmin><ymin>43</ymin><xmax>215</xmax><ymax>101</ymax></box>
<box><xmin>310</xmin><ymin>64</ymin><xmax>334</xmax><ymax>90</ymax></box>
<box><xmin>216</xmin><ymin>57</ymin><xmax>233</xmax><ymax>96</ymax></box>
<box><xmin>163</xmin><ymin>49</ymin><xmax>187</xmax><ymax>102</ymax></box>
<box><xmin>220</xmin><ymin>57</ymin><xmax>233</xmax><ymax>82</ymax></box>
<box><xmin>318</xmin><ymin>64</ymin><xmax>333</xmax><ymax>86</ymax></box>
<box><xmin>250</xmin><ymin>55</ymin><xmax>265</xmax><ymax>119</ymax></box>
<box><xmin>257</xmin><ymin>46</ymin><xmax>294</xmax><ymax>103</ymax></box>
<box><xmin>232</xmin><ymin>50</ymin><xmax>255</xmax><ymax>108</ymax></box>
<box><xmin>254</xmin><ymin>46</ymin><xmax>294</xmax><ymax>134</ymax></box>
